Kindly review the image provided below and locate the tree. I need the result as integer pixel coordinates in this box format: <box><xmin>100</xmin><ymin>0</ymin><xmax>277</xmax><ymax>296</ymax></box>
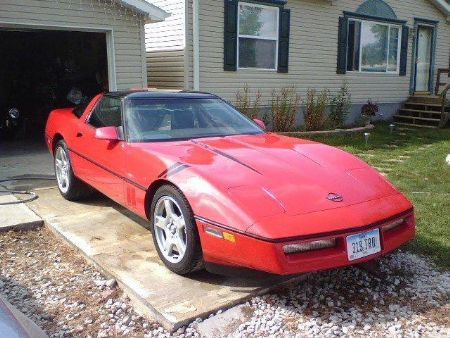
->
<box><xmin>238</xmin><ymin>6</ymin><xmax>263</xmax><ymax>67</ymax></box>
<box><xmin>361</xmin><ymin>23</ymin><xmax>388</xmax><ymax>71</ymax></box>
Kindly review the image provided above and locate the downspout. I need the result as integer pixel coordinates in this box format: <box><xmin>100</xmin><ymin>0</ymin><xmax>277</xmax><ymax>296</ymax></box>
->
<box><xmin>183</xmin><ymin>0</ymin><xmax>189</xmax><ymax>89</ymax></box>
<box><xmin>192</xmin><ymin>0</ymin><xmax>200</xmax><ymax>91</ymax></box>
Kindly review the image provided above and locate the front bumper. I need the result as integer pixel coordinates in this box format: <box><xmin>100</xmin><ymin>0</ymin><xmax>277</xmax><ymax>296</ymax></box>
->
<box><xmin>196</xmin><ymin>211</ymin><xmax>415</xmax><ymax>276</ymax></box>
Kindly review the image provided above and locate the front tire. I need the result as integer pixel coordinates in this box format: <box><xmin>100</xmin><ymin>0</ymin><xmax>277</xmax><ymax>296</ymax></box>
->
<box><xmin>54</xmin><ymin>140</ymin><xmax>92</xmax><ymax>201</ymax></box>
<box><xmin>150</xmin><ymin>185</ymin><xmax>203</xmax><ymax>275</ymax></box>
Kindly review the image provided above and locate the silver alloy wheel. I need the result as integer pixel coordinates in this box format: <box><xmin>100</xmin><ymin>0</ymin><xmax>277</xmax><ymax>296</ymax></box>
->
<box><xmin>55</xmin><ymin>147</ymin><xmax>70</xmax><ymax>194</ymax></box>
<box><xmin>153</xmin><ymin>196</ymin><xmax>187</xmax><ymax>264</ymax></box>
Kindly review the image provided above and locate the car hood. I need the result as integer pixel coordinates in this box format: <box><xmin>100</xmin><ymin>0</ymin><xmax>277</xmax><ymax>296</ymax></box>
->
<box><xmin>142</xmin><ymin>133</ymin><xmax>399</xmax><ymax>219</ymax></box>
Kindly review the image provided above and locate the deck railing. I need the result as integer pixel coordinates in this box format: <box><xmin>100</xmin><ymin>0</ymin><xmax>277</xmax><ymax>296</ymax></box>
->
<box><xmin>438</xmin><ymin>82</ymin><xmax>450</xmax><ymax>128</ymax></box>
<box><xmin>435</xmin><ymin>68</ymin><xmax>450</xmax><ymax>95</ymax></box>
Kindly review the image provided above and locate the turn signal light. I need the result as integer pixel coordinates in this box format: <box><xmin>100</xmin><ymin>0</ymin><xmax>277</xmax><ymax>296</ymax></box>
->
<box><xmin>283</xmin><ymin>238</ymin><xmax>336</xmax><ymax>254</ymax></box>
<box><xmin>382</xmin><ymin>218</ymin><xmax>404</xmax><ymax>232</ymax></box>
<box><xmin>223</xmin><ymin>232</ymin><xmax>236</xmax><ymax>243</ymax></box>
<box><xmin>205</xmin><ymin>226</ymin><xmax>236</xmax><ymax>243</ymax></box>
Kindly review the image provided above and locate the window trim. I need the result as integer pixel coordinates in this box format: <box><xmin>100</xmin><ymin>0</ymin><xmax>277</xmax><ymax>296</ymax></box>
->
<box><xmin>410</xmin><ymin>18</ymin><xmax>438</xmax><ymax>94</ymax></box>
<box><xmin>343</xmin><ymin>11</ymin><xmax>406</xmax><ymax>25</ymax></box>
<box><xmin>347</xmin><ymin>18</ymin><xmax>402</xmax><ymax>75</ymax></box>
<box><xmin>237</xmin><ymin>2</ymin><xmax>280</xmax><ymax>71</ymax></box>
<box><xmin>85</xmin><ymin>99</ymin><xmax>102</xmax><ymax>128</ymax></box>
<box><xmin>86</xmin><ymin>95</ymin><xmax>123</xmax><ymax>129</ymax></box>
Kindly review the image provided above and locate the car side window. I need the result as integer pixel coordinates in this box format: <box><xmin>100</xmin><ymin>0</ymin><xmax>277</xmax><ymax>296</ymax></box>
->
<box><xmin>88</xmin><ymin>96</ymin><xmax>122</xmax><ymax>128</ymax></box>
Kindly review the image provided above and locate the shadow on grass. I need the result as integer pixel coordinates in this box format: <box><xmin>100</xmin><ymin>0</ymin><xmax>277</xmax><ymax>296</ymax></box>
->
<box><xmin>405</xmin><ymin>236</ymin><xmax>450</xmax><ymax>271</ymax></box>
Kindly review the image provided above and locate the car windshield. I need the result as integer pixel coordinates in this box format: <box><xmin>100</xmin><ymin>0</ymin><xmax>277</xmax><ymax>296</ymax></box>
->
<box><xmin>125</xmin><ymin>98</ymin><xmax>263</xmax><ymax>142</ymax></box>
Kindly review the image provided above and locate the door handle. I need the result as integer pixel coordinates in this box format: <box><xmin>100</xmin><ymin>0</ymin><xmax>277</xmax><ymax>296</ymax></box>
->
<box><xmin>76</xmin><ymin>132</ymin><xmax>83</xmax><ymax>138</ymax></box>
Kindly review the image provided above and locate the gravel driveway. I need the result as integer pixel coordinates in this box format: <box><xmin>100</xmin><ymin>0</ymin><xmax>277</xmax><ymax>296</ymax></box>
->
<box><xmin>0</xmin><ymin>227</ymin><xmax>448</xmax><ymax>338</ymax></box>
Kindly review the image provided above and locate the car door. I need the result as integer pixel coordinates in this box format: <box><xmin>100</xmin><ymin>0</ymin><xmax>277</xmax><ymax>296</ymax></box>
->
<box><xmin>71</xmin><ymin>95</ymin><xmax>127</xmax><ymax>205</ymax></box>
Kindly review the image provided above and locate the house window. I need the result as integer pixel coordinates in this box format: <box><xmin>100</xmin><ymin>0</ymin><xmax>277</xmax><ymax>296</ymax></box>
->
<box><xmin>237</xmin><ymin>3</ymin><xmax>279</xmax><ymax>70</ymax></box>
<box><xmin>347</xmin><ymin>19</ymin><xmax>401</xmax><ymax>73</ymax></box>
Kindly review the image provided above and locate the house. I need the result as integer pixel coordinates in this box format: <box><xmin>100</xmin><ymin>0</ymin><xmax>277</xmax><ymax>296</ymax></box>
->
<box><xmin>145</xmin><ymin>0</ymin><xmax>186</xmax><ymax>89</ymax></box>
<box><xmin>145</xmin><ymin>0</ymin><xmax>450</xmax><ymax>127</ymax></box>
<box><xmin>0</xmin><ymin>0</ymin><xmax>168</xmax><ymax>142</ymax></box>
<box><xmin>0</xmin><ymin>0</ymin><xmax>168</xmax><ymax>91</ymax></box>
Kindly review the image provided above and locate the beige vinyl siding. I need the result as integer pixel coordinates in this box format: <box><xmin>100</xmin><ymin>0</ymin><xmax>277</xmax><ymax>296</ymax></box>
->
<box><xmin>188</xmin><ymin>0</ymin><xmax>450</xmax><ymax>105</ymax></box>
<box><xmin>0</xmin><ymin>0</ymin><xmax>147</xmax><ymax>90</ymax></box>
<box><xmin>145</xmin><ymin>0</ymin><xmax>185</xmax><ymax>89</ymax></box>
<box><xmin>145</xmin><ymin>0</ymin><xmax>185</xmax><ymax>51</ymax></box>
<box><xmin>147</xmin><ymin>49</ymin><xmax>185</xmax><ymax>88</ymax></box>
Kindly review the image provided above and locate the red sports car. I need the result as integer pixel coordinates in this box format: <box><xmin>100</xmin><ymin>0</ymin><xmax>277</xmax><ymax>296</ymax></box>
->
<box><xmin>45</xmin><ymin>91</ymin><xmax>415</xmax><ymax>276</ymax></box>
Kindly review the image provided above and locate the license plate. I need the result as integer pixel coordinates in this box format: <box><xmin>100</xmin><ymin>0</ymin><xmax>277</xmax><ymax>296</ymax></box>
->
<box><xmin>346</xmin><ymin>229</ymin><xmax>381</xmax><ymax>261</ymax></box>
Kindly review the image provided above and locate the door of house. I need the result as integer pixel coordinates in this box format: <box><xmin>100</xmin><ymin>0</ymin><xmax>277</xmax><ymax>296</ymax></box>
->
<box><xmin>414</xmin><ymin>25</ymin><xmax>434</xmax><ymax>92</ymax></box>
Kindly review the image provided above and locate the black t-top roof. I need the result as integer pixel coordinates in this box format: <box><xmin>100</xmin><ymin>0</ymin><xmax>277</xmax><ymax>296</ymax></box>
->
<box><xmin>104</xmin><ymin>90</ymin><xmax>218</xmax><ymax>100</ymax></box>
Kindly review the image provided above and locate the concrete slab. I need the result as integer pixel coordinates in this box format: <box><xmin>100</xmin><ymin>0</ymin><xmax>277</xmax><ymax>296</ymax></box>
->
<box><xmin>0</xmin><ymin>194</ymin><xmax>43</xmax><ymax>232</ymax></box>
<box><xmin>0</xmin><ymin>140</ymin><xmax>54</xmax><ymax>181</ymax></box>
<box><xmin>195</xmin><ymin>304</ymin><xmax>254</xmax><ymax>337</ymax></box>
<box><xmin>26</xmin><ymin>188</ymin><xmax>304</xmax><ymax>331</ymax></box>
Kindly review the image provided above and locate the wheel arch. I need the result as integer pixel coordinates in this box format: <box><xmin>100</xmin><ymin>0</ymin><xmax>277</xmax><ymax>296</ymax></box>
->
<box><xmin>52</xmin><ymin>133</ymin><xmax>64</xmax><ymax>154</ymax></box>
<box><xmin>144</xmin><ymin>179</ymin><xmax>180</xmax><ymax>220</ymax></box>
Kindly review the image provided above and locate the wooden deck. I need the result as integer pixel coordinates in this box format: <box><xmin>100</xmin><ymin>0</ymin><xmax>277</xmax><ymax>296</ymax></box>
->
<box><xmin>394</xmin><ymin>69</ymin><xmax>450</xmax><ymax>128</ymax></box>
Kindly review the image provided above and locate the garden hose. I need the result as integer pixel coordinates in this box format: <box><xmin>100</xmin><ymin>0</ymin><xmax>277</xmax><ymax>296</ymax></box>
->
<box><xmin>0</xmin><ymin>176</ymin><xmax>55</xmax><ymax>205</ymax></box>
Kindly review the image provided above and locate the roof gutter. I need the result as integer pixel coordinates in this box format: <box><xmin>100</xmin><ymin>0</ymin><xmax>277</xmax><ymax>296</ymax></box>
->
<box><xmin>120</xmin><ymin>0</ymin><xmax>169</xmax><ymax>23</ymax></box>
<box><xmin>431</xmin><ymin>0</ymin><xmax>450</xmax><ymax>21</ymax></box>
<box><xmin>423</xmin><ymin>0</ymin><xmax>450</xmax><ymax>22</ymax></box>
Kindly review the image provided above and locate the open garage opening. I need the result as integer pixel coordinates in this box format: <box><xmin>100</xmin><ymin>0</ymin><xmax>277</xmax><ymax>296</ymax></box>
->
<box><xmin>0</xmin><ymin>29</ymin><xmax>109</xmax><ymax>144</ymax></box>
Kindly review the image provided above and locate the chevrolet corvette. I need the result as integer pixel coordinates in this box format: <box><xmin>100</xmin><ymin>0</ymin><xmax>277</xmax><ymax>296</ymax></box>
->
<box><xmin>45</xmin><ymin>91</ymin><xmax>415</xmax><ymax>276</ymax></box>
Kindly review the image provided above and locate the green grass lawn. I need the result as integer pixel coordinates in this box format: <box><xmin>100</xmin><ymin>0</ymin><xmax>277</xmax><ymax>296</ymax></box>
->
<box><xmin>303</xmin><ymin>122</ymin><xmax>450</xmax><ymax>269</ymax></box>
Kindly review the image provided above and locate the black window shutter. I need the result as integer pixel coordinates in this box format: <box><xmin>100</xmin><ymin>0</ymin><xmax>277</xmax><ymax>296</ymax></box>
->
<box><xmin>337</xmin><ymin>16</ymin><xmax>348</xmax><ymax>74</ymax></box>
<box><xmin>399</xmin><ymin>25</ymin><xmax>409</xmax><ymax>76</ymax></box>
<box><xmin>224</xmin><ymin>0</ymin><xmax>238</xmax><ymax>71</ymax></box>
<box><xmin>277</xmin><ymin>8</ymin><xmax>290</xmax><ymax>73</ymax></box>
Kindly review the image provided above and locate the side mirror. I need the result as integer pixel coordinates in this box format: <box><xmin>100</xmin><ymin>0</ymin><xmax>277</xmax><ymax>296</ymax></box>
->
<box><xmin>253</xmin><ymin>118</ymin><xmax>266</xmax><ymax>130</ymax></box>
<box><xmin>95</xmin><ymin>126</ymin><xmax>120</xmax><ymax>141</ymax></box>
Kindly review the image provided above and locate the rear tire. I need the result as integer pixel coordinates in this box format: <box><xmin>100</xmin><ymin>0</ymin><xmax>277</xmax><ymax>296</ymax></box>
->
<box><xmin>150</xmin><ymin>185</ymin><xmax>203</xmax><ymax>275</ymax></box>
<box><xmin>54</xmin><ymin>140</ymin><xmax>92</xmax><ymax>201</ymax></box>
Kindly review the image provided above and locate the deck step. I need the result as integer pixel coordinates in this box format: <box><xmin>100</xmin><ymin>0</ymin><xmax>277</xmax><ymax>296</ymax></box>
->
<box><xmin>398</xmin><ymin>109</ymin><xmax>442</xmax><ymax>116</ymax></box>
<box><xmin>407</xmin><ymin>95</ymin><xmax>442</xmax><ymax>104</ymax></box>
<box><xmin>404</xmin><ymin>103</ymin><xmax>445</xmax><ymax>111</ymax></box>
<box><xmin>396</xmin><ymin>94</ymin><xmax>448</xmax><ymax>128</ymax></box>
<box><xmin>393</xmin><ymin>115</ymin><xmax>440</xmax><ymax>128</ymax></box>
<box><xmin>394</xmin><ymin>115</ymin><xmax>440</xmax><ymax>122</ymax></box>
<box><xmin>411</xmin><ymin>93</ymin><xmax>439</xmax><ymax>98</ymax></box>
<box><xmin>405</xmin><ymin>102</ymin><xmax>443</xmax><ymax>107</ymax></box>
<box><xmin>393</xmin><ymin>122</ymin><xmax>438</xmax><ymax>129</ymax></box>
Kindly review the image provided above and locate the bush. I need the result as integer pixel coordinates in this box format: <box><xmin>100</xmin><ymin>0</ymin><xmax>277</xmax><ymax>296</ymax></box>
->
<box><xmin>304</xmin><ymin>89</ymin><xmax>329</xmax><ymax>131</ymax></box>
<box><xmin>328</xmin><ymin>82</ymin><xmax>351</xmax><ymax>128</ymax></box>
<box><xmin>361</xmin><ymin>99</ymin><xmax>379</xmax><ymax>125</ymax></box>
<box><xmin>234</xmin><ymin>85</ymin><xmax>262</xmax><ymax>119</ymax></box>
<box><xmin>269</xmin><ymin>87</ymin><xmax>300</xmax><ymax>132</ymax></box>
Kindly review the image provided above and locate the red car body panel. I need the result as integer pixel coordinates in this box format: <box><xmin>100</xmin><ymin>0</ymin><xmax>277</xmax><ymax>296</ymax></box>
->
<box><xmin>197</xmin><ymin>212</ymin><xmax>415</xmax><ymax>275</ymax></box>
<box><xmin>45</xmin><ymin>93</ymin><xmax>415</xmax><ymax>275</ymax></box>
